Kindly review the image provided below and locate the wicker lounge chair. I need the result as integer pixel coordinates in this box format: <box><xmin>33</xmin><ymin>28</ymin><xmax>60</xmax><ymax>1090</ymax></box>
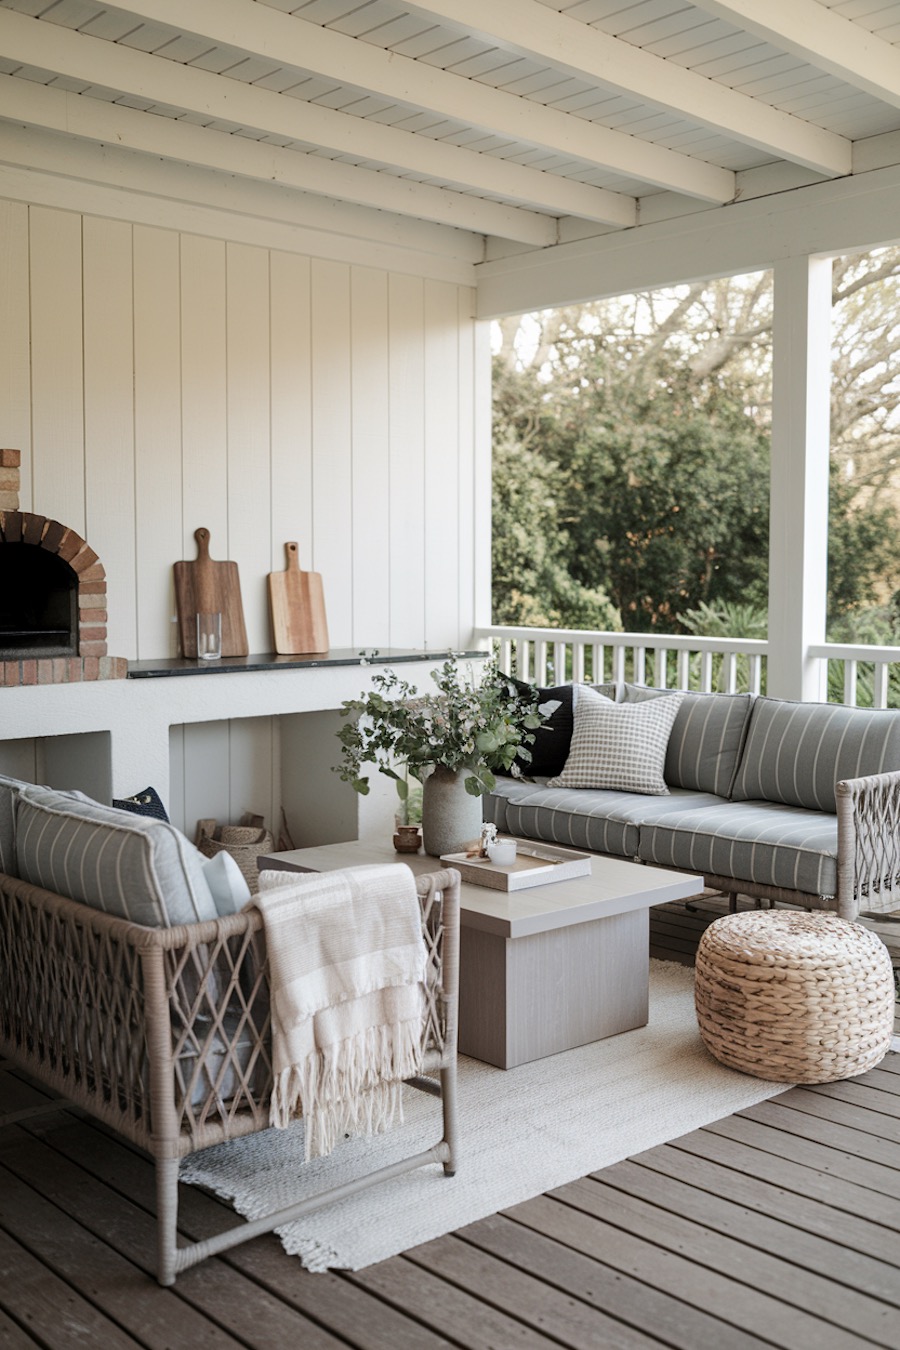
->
<box><xmin>0</xmin><ymin>866</ymin><xmax>460</xmax><ymax>1285</ymax></box>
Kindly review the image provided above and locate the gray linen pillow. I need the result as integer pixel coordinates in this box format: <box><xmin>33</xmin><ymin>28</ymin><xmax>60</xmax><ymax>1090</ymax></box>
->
<box><xmin>548</xmin><ymin>687</ymin><xmax>684</xmax><ymax>796</ymax></box>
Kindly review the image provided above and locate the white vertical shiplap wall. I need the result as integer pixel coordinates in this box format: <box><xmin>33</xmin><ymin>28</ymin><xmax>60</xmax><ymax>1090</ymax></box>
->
<box><xmin>0</xmin><ymin>197</ymin><xmax>480</xmax><ymax>833</ymax></box>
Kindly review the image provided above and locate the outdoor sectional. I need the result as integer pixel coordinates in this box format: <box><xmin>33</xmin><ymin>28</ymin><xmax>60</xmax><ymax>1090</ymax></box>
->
<box><xmin>486</xmin><ymin>683</ymin><xmax>900</xmax><ymax>924</ymax></box>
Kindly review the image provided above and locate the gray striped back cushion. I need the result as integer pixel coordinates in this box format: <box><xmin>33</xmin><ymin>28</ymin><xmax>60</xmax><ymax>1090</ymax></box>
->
<box><xmin>730</xmin><ymin>697</ymin><xmax>900</xmax><ymax>813</ymax></box>
<box><xmin>0</xmin><ymin>773</ymin><xmax>31</xmax><ymax>877</ymax></box>
<box><xmin>15</xmin><ymin>785</ymin><xmax>218</xmax><ymax>927</ymax></box>
<box><xmin>623</xmin><ymin>686</ymin><xmax>754</xmax><ymax>796</ymax></box>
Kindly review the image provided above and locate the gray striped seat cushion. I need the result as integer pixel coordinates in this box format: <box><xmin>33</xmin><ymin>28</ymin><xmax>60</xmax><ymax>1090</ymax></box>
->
<box><xmin>639</xmin><ymin>800</ymin><xmax>838</xmax><ymax>899</ymax></box>
<box><xmin>484</xmin><ymin>774</ymin><xmax>545</xmax><ymax>833</ymax></box>
<box><xmin>502</xmin><ymin>784</ymin><xmax>728</xmax><ymax>859</ymax></box>
<box><xmin>623</xmin><ymin>686</ymin><xmax>754</xmax><ymax>797</ymax></box>
<box><xmin>16</xmin><ymin>785</ymin><xmax>218</xmax><ymax>926</ymax></box>
<box><xmin>730</xmin><ymin>697</ymin><xmax>900</xmax><ymax>812</ymax></box>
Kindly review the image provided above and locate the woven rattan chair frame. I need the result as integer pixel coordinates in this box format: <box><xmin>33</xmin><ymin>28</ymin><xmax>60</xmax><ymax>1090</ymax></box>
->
<box><xmin>0</xmin><ymin>867</ymin><xmax>461</xmax><ymax>1286</ymax></box>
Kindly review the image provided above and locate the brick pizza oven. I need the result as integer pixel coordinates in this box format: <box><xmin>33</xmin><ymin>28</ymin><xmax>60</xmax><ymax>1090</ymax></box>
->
<box><xmin>0</xmin><ymin>449</ymin><xmax>127</xmax><ymax>686</ymax></box>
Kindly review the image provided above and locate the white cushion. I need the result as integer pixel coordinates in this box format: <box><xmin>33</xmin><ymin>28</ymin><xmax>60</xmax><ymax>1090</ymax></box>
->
<box><xmin>202</xmin><ymin>850</ymin><xmax>252</xmax><ymax>915</ymax></box>
<box><xmin>548</xmin><ymin>688</ymin><xmax>684</xmax><ymax>796</ymax></box>
<box><xmin>15</xmin><ymin>785</ymin><xmax>218</xmax><ymax>927</ymax></box>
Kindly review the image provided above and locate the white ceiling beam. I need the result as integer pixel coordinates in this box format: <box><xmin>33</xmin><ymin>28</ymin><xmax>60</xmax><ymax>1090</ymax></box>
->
<box><xmin>0</xmin><ymin>75</ymin><xmax>560</xmax><ymax>244</ymax></box>
<box><xmin>98</xmin><ymin>0</ymin><xmax>734</xmax><ymax>203</ymax></box>
<box><xmin>399</xmin><ymin>0</ymin><xmax>851</xmax><ymax>178</ymax></box>
<box><xmin>0</xmin><ymin>7</ymin><xmax>634</xmax><ymax>229</ymax></box>
<box><xmin>691</xmin><ymin>0</ymin><xmax>900</xmax><ymax>111</ymax></box>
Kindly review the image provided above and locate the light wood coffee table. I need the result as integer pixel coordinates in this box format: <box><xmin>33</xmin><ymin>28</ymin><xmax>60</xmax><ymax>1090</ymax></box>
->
<box><xmin>258</xmin><ymin>840</ymin><xmax>703</xmax><ymax>1069</ymax></box>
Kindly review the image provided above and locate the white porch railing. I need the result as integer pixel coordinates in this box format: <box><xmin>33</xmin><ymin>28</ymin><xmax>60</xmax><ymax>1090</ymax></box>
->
<box><xmin>810</xmin><ymin>642</ymin><xmax>900</xmax><ymax>709</ymax></box>
<box><xmin>477</xmin><ymin>626</ymin><xmax>768</xmax><ymax>694</ymax></box>
<box><xmin>477</xmin><ymin>626</ymin><xmax>900</xmax><ymax>708</ymax></box>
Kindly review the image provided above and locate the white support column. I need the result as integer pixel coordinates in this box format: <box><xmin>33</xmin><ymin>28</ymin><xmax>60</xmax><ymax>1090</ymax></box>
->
<box><xmin>472</xmin><ymin>317</ymin><xmax>494</xmax><ymax>642</ymax></box>
<box><xmin>767</xmin><ymin>255</ymin><xmax>832</xmax><ymax>701</ymax></box>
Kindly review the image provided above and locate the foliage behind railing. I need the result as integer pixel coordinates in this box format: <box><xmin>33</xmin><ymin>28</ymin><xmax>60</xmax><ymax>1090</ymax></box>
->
<box><xmin>477</xmin><ymin>627</ymin><xmax>900</xmax><ymax>708</ymax></box>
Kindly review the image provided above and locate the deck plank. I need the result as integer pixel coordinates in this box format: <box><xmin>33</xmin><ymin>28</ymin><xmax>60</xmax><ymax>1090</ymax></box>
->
<box><xmin>738</xmin><ymin>1099</ymin><xmax>900</xmax><ymax>1173</ymax></box>
<box><xmin>0</xmin><ymin>1154</ymin><xmax>243</xmax><ymax>1350</ymax></box>
<box><xmin>672</xmin><ymin>1119</ymin><xmax>900</xmax><ymax>1232</ymax></box>
<box><xmin>408</xmin><ymin>1227</ymin><xmax>672</xmax><ymax>1350</ymax></box>
<box><xmin>345</xmin><ymin>1256</ymin><xmax>566</xmax><ymax>1350</ymax></box>
<box><xmin>775</xmin><ymin>1084</ymin><xmax>900</xmax><ymax>1140</ymax></box>
<box><xmin>0</xmin><ymin>1227</ymin><xmax>143</xmax><ymax>1350</ymax></box>
<box><xmin>452</xmin><ymin>1210</ymin><xmax>771</xmax><ymax>1350</ymax></box>
<box><xmin>3</xmin><ymin>1113</ymin><xmax>351</xmax><ymax>1350</ymax></box>
<box><xmin>702</xmin><ymin>1112</ymin><xmax>900</xmax><ymax>1198</ymax></box>
<box><xmin>630</xmin><ymin>1142</ymin><xmax>900</xmax><ymax>1266</ymax></box>
<box><xmin>498</xmin><ymin>1193</ymin><xmax>876</xmax><ymax>1350</ymax></box>
<box><xmin>577</xmin><ymin>1161</ymin><xmax>900</xmax><ymax>1311</ymax></box>
<box><xmin>21</xmin><ymin>1108</ymin><xmax>460</xmax><ymax>1350</ymax></box>
<box><xmin>0</xmin><ymin>1307</ymin><xmax>43</xmax><ymax>1349</ymax></box>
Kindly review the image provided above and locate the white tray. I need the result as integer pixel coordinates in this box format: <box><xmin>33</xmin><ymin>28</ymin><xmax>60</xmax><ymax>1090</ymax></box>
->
<box><xmin>440</xmin><ymin>841</ymin><xmax>592</xmax><ymax>891</ymax></box>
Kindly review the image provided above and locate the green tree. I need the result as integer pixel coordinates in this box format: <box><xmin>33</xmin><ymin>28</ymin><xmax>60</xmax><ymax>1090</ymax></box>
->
<box><xmin>491</xmin><ymin>400</ymin><xmax>619</xmax><ymax>631</ymax></box>
<box><xmin>493</xmin><ymin>256</ymin><xmax>900</xmax><ymax>639</ymax></box>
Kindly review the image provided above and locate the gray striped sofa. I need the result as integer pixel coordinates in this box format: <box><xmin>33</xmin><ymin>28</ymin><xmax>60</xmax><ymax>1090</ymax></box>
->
<box><xmin>486</xmin><ymin>687</ymin><xmax>900</xmax><ymax>923</ymax></box>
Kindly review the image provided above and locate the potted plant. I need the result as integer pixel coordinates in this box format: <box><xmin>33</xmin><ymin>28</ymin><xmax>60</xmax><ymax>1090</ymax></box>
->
<box><xmin>335</xmin><ymin>658</ymin><xmax>546</xmax><ymax>857</ymax></box>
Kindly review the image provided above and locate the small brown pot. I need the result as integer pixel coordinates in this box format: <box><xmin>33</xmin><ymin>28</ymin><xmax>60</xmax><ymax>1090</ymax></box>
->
<box><xmin>393</xmin><ymin>824</ymin><xmax>422</xmax><ymax>854</ymax></box>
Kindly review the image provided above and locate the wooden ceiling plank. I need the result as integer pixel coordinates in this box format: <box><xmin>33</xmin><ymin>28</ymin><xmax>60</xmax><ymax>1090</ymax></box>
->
<box><xmin>0</xmin><ymin>7</ymin><xmax>637</xmax><ymax>225</ymax></box>
<box><xmin>397</xmin><ymin>0</ymin><xmax>851</xmax><ymax>175</ymax></box>
<box><xmin>102</xmin><ymin>0</ymin><xmax>734</xmax><ymax>200</ymax></box>
<box><xmin>0</xmin><ymin>73</ymin><xmax>559</xmax><ymax>243</ymax></box>
<box><xmin>691</xmin><ymin>0</ymin><xmax>900</xmax><ymax>111</ymax></box>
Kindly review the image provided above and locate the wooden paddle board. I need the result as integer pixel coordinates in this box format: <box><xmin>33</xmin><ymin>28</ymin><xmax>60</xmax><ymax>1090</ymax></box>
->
<box><xmin>173</xmin><ymin>527</ymin><xmax>249</xmax><ymax>658</ymax></box>
<box><xmin>268</xmin><ymin>541</ymin><xmax>329</xmax><ymax>654</ymax></box>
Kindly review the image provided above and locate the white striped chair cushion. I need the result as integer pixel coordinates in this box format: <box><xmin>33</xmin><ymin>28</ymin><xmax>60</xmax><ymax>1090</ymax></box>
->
<box><xmin>730</xmin><ymin>697</ymin><xmax>900</xmax><ymax>813</ymax></box>
<box><xmin>639</xmin><ymin>800</ymin><xmax>838</xmax><ymax>899</ymax></box>
<box><xmin>16</xmin><ymin>785</ymin><xmax>218</xmax><ymax>927</ymax></box>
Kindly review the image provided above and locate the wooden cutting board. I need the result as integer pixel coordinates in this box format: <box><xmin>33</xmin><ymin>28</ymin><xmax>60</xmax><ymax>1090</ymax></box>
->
<box><xmin>173</xmin><ymin>527</ymin><xmax>249</xmax><ymax>658</ymax></box>
<box><xmin>268</xmin><ymin>541</ymin><xmax>329</xmax><ymax>654</ymax></box>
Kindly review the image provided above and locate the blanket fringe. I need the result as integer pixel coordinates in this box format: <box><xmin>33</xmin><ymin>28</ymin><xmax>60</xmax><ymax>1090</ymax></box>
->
<box><xmin>271</xmin><ymin>1017</ymin><xmax>425</xmax><ymax>1159</ymax></box>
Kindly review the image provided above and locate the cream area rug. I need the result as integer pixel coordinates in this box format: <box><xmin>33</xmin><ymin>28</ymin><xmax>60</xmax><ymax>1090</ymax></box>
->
<box><xmin>181</xmin><ymin>960</ymin><xmax>787</xmax><ymax>1272</ymax></box>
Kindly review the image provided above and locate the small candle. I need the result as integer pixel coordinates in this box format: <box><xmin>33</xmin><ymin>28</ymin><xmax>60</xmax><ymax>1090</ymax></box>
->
<box><xmin>487</xmin><ymin>838</ymin><xmax>517</xmax><ymax>866</ymax></box>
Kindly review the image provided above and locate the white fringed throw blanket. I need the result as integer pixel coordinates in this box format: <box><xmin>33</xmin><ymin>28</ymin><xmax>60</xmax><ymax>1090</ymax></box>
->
<box><xmin>254</xmin><ymin>864</ymin><xmax>427</xmax><ymax>1160</ymax></box>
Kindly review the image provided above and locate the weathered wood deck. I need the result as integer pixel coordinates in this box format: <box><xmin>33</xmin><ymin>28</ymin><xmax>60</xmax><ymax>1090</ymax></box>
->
<box><xmin>1</xmin><ymin>897</ymin><xmax>898</xmax><ymax>1350</ymax></box>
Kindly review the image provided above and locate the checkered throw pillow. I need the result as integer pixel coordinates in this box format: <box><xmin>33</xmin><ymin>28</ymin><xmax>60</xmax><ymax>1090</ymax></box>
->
<box><xmin>548</xmin><ymin>687</ymin><xmax>684</xmax><ymax>796</ymax></box>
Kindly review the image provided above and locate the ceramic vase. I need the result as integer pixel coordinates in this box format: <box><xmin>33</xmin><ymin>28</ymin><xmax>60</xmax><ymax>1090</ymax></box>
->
<box><xmin>421</xmin><ymin>766</ymin><xmax>484</xmax><ymax>858</ymax></box>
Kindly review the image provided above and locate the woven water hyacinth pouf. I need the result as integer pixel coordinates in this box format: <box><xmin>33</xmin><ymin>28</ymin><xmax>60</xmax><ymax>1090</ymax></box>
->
<box><xmin>695</xmin><ymin>910</ymin><xmax>895</xmax><ymax>1083</ymax></box>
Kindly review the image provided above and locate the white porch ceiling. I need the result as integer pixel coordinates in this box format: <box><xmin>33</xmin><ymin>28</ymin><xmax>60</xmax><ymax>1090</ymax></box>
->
<box><xmin>3</xmin><ymin>0</ymin><xmax>900</xmax><ymax>249</ymax></box>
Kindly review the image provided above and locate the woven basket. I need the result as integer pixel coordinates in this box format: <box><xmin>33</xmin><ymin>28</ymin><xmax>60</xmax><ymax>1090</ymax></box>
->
<box><xmin>196</xmin><ymin>812</ymin><xmax>275</xmax><ymax>889</ymax></box>
<box><xmin>695</xmin><ymin>911</ymin><xmax>895</xmax><ymax>1084</ymax></box>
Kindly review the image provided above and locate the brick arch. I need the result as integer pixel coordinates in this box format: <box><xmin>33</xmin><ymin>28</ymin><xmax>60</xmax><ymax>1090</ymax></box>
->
<box><xmin>0</xmin><ymin>449</ymin><xmax>126</xmax><ymax>685</ymax></box>
<box><xmin>13</xmin><ymin>510</ymin><xmax>107</xmax><ymax>657</ymax></box>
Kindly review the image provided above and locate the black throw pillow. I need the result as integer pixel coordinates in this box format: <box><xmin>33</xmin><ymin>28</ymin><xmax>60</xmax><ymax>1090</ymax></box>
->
<box><xmin>509</xmin><ymin>677</ymin><xmax>574</xmax><ymax>778</ymax></box>
<box><xmin>112</xmin><ymin>786</ymin><xmax>170</xmax><ymax>823</ymax></box>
